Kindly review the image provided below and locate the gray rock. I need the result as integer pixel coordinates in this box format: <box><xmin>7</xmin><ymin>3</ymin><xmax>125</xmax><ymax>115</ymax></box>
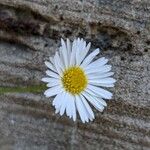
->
<box><xmin>0</xmin><ymin>0</ymin><xmax>150</xmax><ymax>149</ymax></box>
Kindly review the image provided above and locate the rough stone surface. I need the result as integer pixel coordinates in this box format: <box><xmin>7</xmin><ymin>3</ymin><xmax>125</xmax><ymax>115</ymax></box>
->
<box><xmin>0</xmin><ymin>0</ymin><xmax>150</xmax><ymax>150</ymax></box>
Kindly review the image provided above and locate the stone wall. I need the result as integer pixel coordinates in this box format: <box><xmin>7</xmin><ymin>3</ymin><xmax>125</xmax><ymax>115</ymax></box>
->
<box><xmin>0</xmin><ymin>0</ymin><xmax>149</xmax><ymax>150</ymax></box>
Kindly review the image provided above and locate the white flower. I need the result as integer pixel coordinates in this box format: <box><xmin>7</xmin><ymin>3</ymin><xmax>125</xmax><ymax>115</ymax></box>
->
<box><xmin>42</xmin><ymin>38</ymin><xmax>116</xmax><ymax>123</ymax></box>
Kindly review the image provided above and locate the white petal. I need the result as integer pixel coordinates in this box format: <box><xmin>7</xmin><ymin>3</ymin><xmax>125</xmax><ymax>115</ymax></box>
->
<box><xmin>53</xmin><ymin>53</ymin><xmax>62</xmax><ymax>75</ymax></box>
<box><xmin>53</xmin><ymin>92</ymin><xmax>65</xmax><ymax>114</ymax></box>
<box><xmin>84</xmin><ymin>88</ymin><xmax>98</xmax><ymax>97</ymax></box>
<box><xmin>41</xmin><ymin>77</ymin><xmax>55</xmax><ymax>83</ymax></box>
<box><xmin>66</xmin><ymin>93</ymin><xmax>72</xmax><ymax>118</ymax></box>
<box><xmin>85</xmin><ymin>65</ymin><xmax>112</xmax><ymax>75</ymax></box>
<box><xmin>75</xmin><ymin>38</ymin><xmax>81</xmax><ymax>65</ymax></box>
<box><xmin>75</xmin><ymin>95</ymin><xmax>89</xmax><ymax>123</ymax></box>
<box><xmin>80</xmin><ymin>95</ymin><xmax>94</xmax><ymax>120</ymax></box>
<box><xmin>53</xmin><ymin>92</ymin><xmax>64</xmax><ymax>108</ymax></box>
<box><xmin>81</xmin><ymin>48</ymin><xmax>100</xmax><ymax>68</ymax></box>
<box><xmin>97</xmin><ymin>97</ymin><xmax>107</xmax><ymax>107</ymax></box>
<box><xmin>45</xmin><ymin>61</ymin><xmax>56</xmax><ymax>72</ymax></box>
<box><xmin>44</xmin><ymin>86</ymin><xmax>62</xmax><ymax>97</ymax></box>
<box><xmin>89</xmin><ymin>83</ymin><xmax>115</xmax><ymax>87</ymax></box>
<box><xmin>78</xmin><ymin>42</ymin><xmax>91</xmax><ymax>65</ymax></box>
<box><xmin>49</xmin><ymin>57</ymin><xmax>54</xmax><ymax>64</ymax></box>
<box><xmin>84</xmin><ymin>93</ymin><xmax>107</xmax><ymax>107</ymax></box>
<box><xmin>71</xmin><ymin>96</ymin><xmax>76</xmax><ymax>121</ymax></box>
<box><xmin>60</xmin><ymin>92</ymin><xmax>67</xmax><ymax>116</ymax></box>
<box><xmin>88</xmin><ymin>72</ymin><xmax>114</xmax><ymax>80</ymax></box>
<box><xmin>56</xmin><ymin>51</ymin><xmax>65</xmax><ymax>72</ymax></box>
<box><xmin>46</xmin><ymin>79</ymin><xmax>60</xmax><ymax>87</ymax></box>
<box><xmin>76</xmin><ymin>38</ymin><xmax>86</xmax><ymax>65</ymax></box>
<box><xmin>59</xmin><ymin>46</ymin><xmax>65</xmax><ymax>66</ymax></box>
<box><xmin>46</xmin><ymin>70</ymin><xmax>59</xmax><ymax>79</ymax></box>
<box><xmin>89</xmin><ymin>78</ymin><xmax>116</xmax><ymax>85</ymax></box>
<box><xmin>87</xmin><ymin>84</ymin><xmax>113</xmax><ymax>99</ymax></box>
<box><xmin>78</xmin><ymin>41</ymin><xmax>86</xmax><ymax>64</ymax></box>
<box><xmin>70</xmin><ymin>39</ymin><xmax>77</xmax><ymax>66</ymax></box>
<box><xmin>67</xmin><ymin>39</ymin><xmax>71</xmax><ymax>53</ymax></box>
<box><xmin>66</xmin><ymin>39</ymin><xmax>71</xmax><ymax>61</ymax></box>
<box><xmin>82</xmin><ymin>92</ymin><xmax>105</xmax><ymax>112</ymax></box>
<box><xmin>61</xmin><ymin>38</ymin><xmax>69</xmax><ymax>68</ymax></box>
<box><xmin>55</xmin><ymin>108</ymin><xmax>60</xmax><ymax>114</ymax></box>
<box><xmin>85</xmin><ymin>57</ymin><xmax>108</xmax><ymax>70</ymax></box>
<box><xmin>66</xmin><ymin>93</ymin><xmax>76</xmax><ymax>121</ymax></box>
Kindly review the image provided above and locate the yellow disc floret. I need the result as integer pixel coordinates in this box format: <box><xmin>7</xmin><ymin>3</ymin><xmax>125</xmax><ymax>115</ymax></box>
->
<box><xmin>61</xmin><ymin>66</ymin><xmax>88</xmax><ymax>95</ymax></box>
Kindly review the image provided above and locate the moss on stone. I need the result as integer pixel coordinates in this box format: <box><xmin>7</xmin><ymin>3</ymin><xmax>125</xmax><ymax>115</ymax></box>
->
<box><xmin>0</xmin><ymin>84</ymin><xmax>47</xmax><ymax>94</ymax></box>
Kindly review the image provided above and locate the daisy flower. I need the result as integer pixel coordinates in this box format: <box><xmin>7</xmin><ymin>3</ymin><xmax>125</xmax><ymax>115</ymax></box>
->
<box><xmin>42</xmin><ymin>38</ymin><xmax>116</xmax><ymax>123</ymax></box>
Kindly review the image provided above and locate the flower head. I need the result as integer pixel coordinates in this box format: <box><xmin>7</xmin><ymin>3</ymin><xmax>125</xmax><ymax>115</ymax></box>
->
<box><xmin>42</xmin><ymin>38</ymin><xmax>116</xmax><ymax>123</ymax></box>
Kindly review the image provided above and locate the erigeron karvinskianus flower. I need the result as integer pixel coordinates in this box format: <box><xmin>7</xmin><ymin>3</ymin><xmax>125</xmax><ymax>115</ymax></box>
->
<box><xmin>42</xmin><ymin>38</ymin><xmax>116</xmax><ymax>123</ymax></box>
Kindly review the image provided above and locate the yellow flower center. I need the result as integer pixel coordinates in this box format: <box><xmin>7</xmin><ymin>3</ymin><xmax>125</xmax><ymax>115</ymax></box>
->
<box><xmin>61</xmin><ymin>66</ymin><xmax>88</xmax><ymax>95</ymax></box>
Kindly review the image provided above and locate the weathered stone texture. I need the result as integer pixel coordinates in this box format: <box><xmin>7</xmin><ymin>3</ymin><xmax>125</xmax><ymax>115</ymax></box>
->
<box><xmin>0</xmin><ymin>0</ymin><xmax>150</xmax><ymax>150</ymax></box>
